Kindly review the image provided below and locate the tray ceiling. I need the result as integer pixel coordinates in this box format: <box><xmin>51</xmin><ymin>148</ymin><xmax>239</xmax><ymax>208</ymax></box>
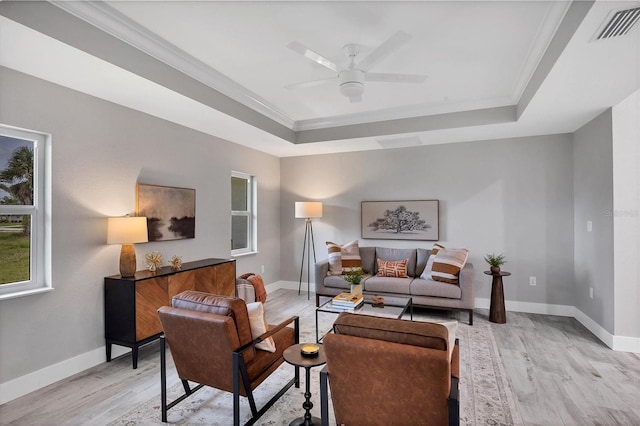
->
<box><xmin>0</xmin><ymin>1</ymin><xmax>639</xmax><ymax>157</ymax></box>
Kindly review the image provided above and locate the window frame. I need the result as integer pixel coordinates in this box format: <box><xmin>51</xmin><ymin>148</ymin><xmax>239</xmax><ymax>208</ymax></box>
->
<box><xmin>230</xmin><ymin>171</ymin><xmax>257</xmax><ymax>256</ymax></box>
<box><xmin>0</xmin><ymin>124</ymin><xmax>52</xmax><ymax>300</ymax></box>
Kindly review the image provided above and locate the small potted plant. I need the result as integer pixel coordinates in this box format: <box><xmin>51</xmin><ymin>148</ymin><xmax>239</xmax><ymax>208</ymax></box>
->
<box><xmin>484</xmin><ymin>253</ymin><xmax>506</xmax><ymax>274</ymax></box>
<box><xmin>344</xmin><ymin>267</ymin><xmax>364</xmax><ymax>293</ymax></box>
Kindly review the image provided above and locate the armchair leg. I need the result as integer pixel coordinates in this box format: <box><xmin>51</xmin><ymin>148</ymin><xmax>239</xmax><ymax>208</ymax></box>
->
<box><xmin>232</xmin><ymin>352</ymin><xmax>241</xmax><ymax>426</ymax></box>
<box><xmin>468</xmin><ymin>309</ymin><xmax>474</xmax><ymax>326</ymax></box>
<box><xmin>448</xmin><ymin>376</ymin><xmax>460</xmax><ymax>426</ymax></box>
<box><xmin>160</xmin><ymin>335</ymin><xmax>167</xmax><ymax>423</ymax></box>
<box><xmin>320</xmin><ymin>366</ymin><xmax>329</xmax><ymax>426</ymax></box>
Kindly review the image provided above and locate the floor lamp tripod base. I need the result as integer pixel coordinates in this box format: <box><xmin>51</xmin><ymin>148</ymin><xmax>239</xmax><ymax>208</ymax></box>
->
<box><xmin>298</xmin><ymin>219</ymin><xmax>316</xmax><ymax>300</ymax></box>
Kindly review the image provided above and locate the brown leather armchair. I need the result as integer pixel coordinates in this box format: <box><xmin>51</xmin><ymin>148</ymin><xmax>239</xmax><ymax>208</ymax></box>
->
<box><xmin>157</xmin><ymin>290</ymin><xmax>299</xmax><ymax>426</ymax></box>
<box><xmin>320</xmin><ymin>313</ymin><xmax>459</xmax><ymax>426</ymax></box>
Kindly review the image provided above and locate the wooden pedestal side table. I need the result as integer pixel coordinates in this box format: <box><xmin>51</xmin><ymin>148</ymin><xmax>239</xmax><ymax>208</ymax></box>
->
<box><xmin>283</xmin><ymin>343</ymin><xmax>327</xmax><ymax>426</ymax></box>
<box><xmin>484</xmin><ymin>270</ymin><xmax>511</xmax><ymax>324</ymax></box>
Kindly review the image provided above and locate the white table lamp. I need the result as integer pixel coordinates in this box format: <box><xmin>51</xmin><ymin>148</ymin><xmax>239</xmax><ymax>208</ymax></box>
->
<box><xmin>107</xmin><ymin>216</ymin><xmax>148</xmax><ymax>277</ymax></box>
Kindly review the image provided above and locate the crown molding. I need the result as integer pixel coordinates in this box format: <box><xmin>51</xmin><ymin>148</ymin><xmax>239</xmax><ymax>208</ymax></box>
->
<box><xmin>47</xmin><ymin>0</ymin><xmax>566</xmax><ymax>136</ymax></box>
<box><xmin>511</xmin><ymin>1</ymin><xmax>572</xmax><ymax>104</ymax></box>
<box><xmin>50</xmin><ymin>0</ymin><xmax>296</xmax><ymax>130</ymax></box>
<box><xmin>293</xmin><ymin>96</ymin><xmax>514</xmax><ymax>132</ymax></box>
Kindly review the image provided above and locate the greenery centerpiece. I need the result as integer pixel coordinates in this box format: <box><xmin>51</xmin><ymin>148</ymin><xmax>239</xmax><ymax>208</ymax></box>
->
<box><xmin>484</xmin><ymin>253</ymin><xmax>506</xmax><ymax>274</ymax></box>
<box><xmin>344</xmin><ymin>267</ymin><xmax>364</xmax><ymax>293</ymax></box>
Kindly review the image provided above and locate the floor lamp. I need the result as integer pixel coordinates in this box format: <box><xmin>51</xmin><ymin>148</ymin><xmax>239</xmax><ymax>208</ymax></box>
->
<box><xmin>295</xmin><ymin>201</ymin><xmax>323</xmax><ymax>299</ymax></box>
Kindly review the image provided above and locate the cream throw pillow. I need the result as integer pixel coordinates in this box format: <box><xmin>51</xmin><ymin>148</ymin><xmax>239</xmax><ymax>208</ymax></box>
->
<box><xmin>431</xmin><ymin>248</ymin><xmax>470</xmax><ymax>284</ymax></box>
<box><xmin>420</xmin><ymin>243</ymin><xmax>446</xmax><ymax>280</ymax></box>
<box><xmin>246</xmin><ymin>302</ymin><xmax>276</xmax><ymax>352</ymax></box>
<box><xmin>326</xmin><ymin>240</ymin><xmax>362</xmax><ymax>275</ymax></box>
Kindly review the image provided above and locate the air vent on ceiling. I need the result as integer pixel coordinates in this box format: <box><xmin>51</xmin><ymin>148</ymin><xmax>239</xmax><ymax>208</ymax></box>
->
<box><xmin>597</xmin><ymin>7</ymin><xmax>640</xmax><ymax>40</ymax></box>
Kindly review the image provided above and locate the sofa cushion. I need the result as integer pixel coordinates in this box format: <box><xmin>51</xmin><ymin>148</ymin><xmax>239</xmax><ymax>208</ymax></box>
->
<box><xmin>359</xmin><ymin>246</ymin><xmax>376</xmax><ymax>274</ymax></box>
<box><xmin>375</xmin><ymin>247</ymin><xmax>417</xmax><ymax>276</ymax></box>
<box><xmin>327</xmin><ymin>240</ymin><xmax>362</xmax><ymax>274</ymax></box>
<box><xmin>376</xmin><ymin>258</ymin><xmax>409</xmax><ymax>278</ymax></box>
<box><xmin>410</xmin><ymin>278</ymin><xmax>462</xmax><ymax>299</ymax></box>
<box><xmin>333</xmin><ymin>312</ymin><xmax>450</xmax><ymax>352</ymax></box>
<box><xmin>420</xmin><ymin>243</ymin><xmax>446</xmax><ymax>280</ymax></box>
<box><xmin>363</xmin><ymin>276</ymin><xmax>412</xmax><ymax>294</ymax></box>
<box><xmin>246</xmin><ymin>302</ymin><xmax>276</xmax><ymax>352</ymax></box>
<box><xmin>415</xmin><ymin>248</ymin><xmax>430</xmax><ymax>277</ymax></box>
<box><xmin>431</xmin><ymin>248</ymin><xmax>469</xmax><ymax>284</ymax></box>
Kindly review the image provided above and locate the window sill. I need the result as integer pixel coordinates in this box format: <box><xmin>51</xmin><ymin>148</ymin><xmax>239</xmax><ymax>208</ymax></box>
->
<box><xmin>0</xmin><ymin>286</ymin><xmax>54</xmax><ymax>301</ymax></box>
<box><xmin>231</xmin><ymin>251</ymin><xmax>259</xmax><ymax>258</ymax></box>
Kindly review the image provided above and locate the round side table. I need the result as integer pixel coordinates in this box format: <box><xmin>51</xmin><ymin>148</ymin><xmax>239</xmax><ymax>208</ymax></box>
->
<box><xmin>484</xmin><ymin>271</ymin><xmax>511</xmax><ymax>324</ymax></box>
<box><xmin>283</xmin><ymin>343</ymin><xmax>327</xmax><ymax>426</ymax></box>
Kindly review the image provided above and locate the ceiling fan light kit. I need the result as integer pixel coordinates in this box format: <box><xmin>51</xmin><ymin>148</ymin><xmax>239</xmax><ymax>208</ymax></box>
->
<box><xmin>339</xmin><ymin>69</ymin><xmax>365</xmax><ymax>102</ymax></box>
<box><xmin>287</xmin><ymin>31</ymin><xmax>427</xmax><ymax>103</ymax></box>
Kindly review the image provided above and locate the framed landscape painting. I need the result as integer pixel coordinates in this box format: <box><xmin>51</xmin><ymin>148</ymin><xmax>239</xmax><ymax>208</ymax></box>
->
<box><xmin>136</xmin><ymin>183</ymin><xmax>195</xmax><ymax>241</ymax></box>
<box><xmin>361</xmin><ymin>200</ymin><xmax>439</xmax><ymax>241</ymax></box>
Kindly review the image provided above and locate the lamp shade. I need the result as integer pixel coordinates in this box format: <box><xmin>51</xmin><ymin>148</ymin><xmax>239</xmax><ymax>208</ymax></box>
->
<box><xmin>295</xmin><ymin>201</ymin><xmax>323</xmax><ymax>219</ymax></box>
<box><xmin>107</xmin><ymin>217</ymin><xmax>149</xmax><ymax>244</ymax></box>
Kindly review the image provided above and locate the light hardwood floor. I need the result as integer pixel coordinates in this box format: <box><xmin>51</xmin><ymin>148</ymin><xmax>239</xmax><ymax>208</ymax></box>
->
<box><xmin>1</xmin><ymin>289</ymin><xmax>639</xmax><ymax>425</ymax></box>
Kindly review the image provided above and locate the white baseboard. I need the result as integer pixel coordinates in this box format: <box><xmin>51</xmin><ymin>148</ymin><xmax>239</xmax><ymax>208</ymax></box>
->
<box><xmin>475</xmin><ymin>297</ymin><xmax>575</xmax><ymax>316</ymax></box>
<box><xmin>266</xmin><ymin>280</ymin><xmax>310</xmax><ymax>293</ymax></box>
<box><xmin>612</xmin><ymin>334</ymin><xmax>640</xmax><ymax>353</ymax></box>
<box><xmin>573</xmin><ymin>307</ymin><xmax>615</xmax><ymax>349</ymax></box>
<box><xmin>0</xmin><ymin>344</ymin><xmax>130</xmax><ymax>405</ymax></box>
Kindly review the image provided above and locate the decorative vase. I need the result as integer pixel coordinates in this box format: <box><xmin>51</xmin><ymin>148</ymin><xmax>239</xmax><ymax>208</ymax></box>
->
<box><xmin>490</xmin><ymin>266</ymin><xmax>501</xmax><ymax>274</ymax></box>
<box><xmin>350</xmin><ymin>284</ymin><xmax>358</xmax><ymax>294</ymax></box>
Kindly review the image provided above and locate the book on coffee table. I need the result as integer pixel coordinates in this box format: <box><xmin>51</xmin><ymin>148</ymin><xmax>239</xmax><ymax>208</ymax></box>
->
<box><xmin>332</xmin><ymin>292</ymin><xmax>364</xmax><ymax>309</ymax></box>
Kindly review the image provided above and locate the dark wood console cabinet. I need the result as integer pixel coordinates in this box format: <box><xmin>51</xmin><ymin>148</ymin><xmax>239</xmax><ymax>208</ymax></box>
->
<box><xmin>104</xmin><ymin>258</ymin><xmax>236</xmax><ymax>368</ymax></box>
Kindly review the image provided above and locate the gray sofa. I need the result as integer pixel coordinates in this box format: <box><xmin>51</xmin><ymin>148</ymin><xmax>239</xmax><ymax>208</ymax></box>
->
<box><xmin>314</xmin><ymin>246</ymin><xmax>474</xmax><ymax>325</ymax></box>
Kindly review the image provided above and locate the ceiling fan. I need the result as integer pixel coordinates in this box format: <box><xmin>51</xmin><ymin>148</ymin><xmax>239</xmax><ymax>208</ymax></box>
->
<box><xmin>286</xmin><ymin>31</ymin><xmax>427</xmax><ymax>103</ymax></box>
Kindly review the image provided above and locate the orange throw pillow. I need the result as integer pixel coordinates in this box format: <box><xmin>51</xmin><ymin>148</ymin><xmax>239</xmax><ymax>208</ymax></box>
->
<box><xmin>376</xmin><ymin>258</ymin><xmax>409</xmax><ymax>278</ymax></box>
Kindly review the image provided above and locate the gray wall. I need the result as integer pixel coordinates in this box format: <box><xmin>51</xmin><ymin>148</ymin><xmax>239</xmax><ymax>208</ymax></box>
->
<box><xmin>612</xmin><ymin>90</ymin><xmax>640</xmax><ymax>339</ymax></box>
<box><xmin>0</xmin><ymin>67</ymin><xmax>281</xmax><ymax>383</ymax></box>
<box><xmin>280</xmin><ymin>135</ymin><xmax>575</xmax><ymax>305</ymax></box>
<box><xmin>573</xmin><ymin>110</ymin><xmax>614</xmax><ymax>333</ymax></box>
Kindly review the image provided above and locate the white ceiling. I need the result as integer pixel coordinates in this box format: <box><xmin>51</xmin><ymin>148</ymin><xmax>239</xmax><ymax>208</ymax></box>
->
<box><xmin>0</xmin><ymin>1</ymin><xmax>639</xmax><ymax>157</ymax></box>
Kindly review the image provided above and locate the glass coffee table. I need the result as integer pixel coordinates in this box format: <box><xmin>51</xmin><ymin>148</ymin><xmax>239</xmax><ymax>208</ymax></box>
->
<box><xmin>316</xmin><ymin>293</ymin><xmax>413</xmax><ymax>343</ymax></box>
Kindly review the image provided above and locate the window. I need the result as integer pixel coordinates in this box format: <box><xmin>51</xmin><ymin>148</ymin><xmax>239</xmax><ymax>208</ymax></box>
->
<box><xmin>0</xmin><ymin>125</ymin><xmax>51</xmax><ymax>299</ymax></box>
<box><xmin>231</xmin><ymin>171</ymin><xmax>256</xmax><ymax>256</ymax></box>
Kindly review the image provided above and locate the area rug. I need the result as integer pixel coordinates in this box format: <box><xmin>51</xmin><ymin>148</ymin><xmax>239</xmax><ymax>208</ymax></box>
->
<box><xmin>109</xmin><ymin>301</ymin><xmax>521</xmax><ymax>425</ymax></box>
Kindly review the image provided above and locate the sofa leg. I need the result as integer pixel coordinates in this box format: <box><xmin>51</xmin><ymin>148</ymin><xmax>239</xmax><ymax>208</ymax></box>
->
<box><xmin>315</xmin><ymin>293</ymin><xmax>320</xmax><ymax>307</ymax></box>
<box><xmin>468</xmin><ymin>309</ymin><xmax>473</xmax><ymax>326</ymax></box>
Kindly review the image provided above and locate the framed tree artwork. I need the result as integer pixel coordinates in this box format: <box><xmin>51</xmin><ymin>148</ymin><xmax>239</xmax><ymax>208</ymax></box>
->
<box><xmin>361</xmin><ymin>200</ymin><xmax>439</xmax><ymax>241</ymax></box>
<box><xmin>136</xmin><ymin>183</ymin><xmax>196</xmax><ymax>242</ymax></box>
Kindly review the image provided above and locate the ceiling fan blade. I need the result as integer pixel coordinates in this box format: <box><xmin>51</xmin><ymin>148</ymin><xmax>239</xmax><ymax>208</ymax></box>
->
<box><xmin>349</xmin><ymin>95</ymin><xmax>362</xmax><ymax>103</ymax></box>
<box><xmin>287</xmin><ymin>41</ymin><xmax>339</xmax><ymax>72</ymax></box>
<box><xmin>356</xmin><ymin>31</ymin><xmax>412</xmax><ymax>71</ymax></box>
<box><xmin>284</xmin><ymin>76</ymin><xmax>338</xmax><ymax>90</ymax></box>
<box><xmin>365</xmin><ymin>73</ymin><xmax>428</xmax><ymax>83</ymax></box>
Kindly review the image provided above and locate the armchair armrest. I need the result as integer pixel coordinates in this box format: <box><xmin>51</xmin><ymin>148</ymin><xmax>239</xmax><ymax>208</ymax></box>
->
<box><xmin>314</xmin><ymin>260</ymin><xmax>331</xmax><ymax>306</ymax></box>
